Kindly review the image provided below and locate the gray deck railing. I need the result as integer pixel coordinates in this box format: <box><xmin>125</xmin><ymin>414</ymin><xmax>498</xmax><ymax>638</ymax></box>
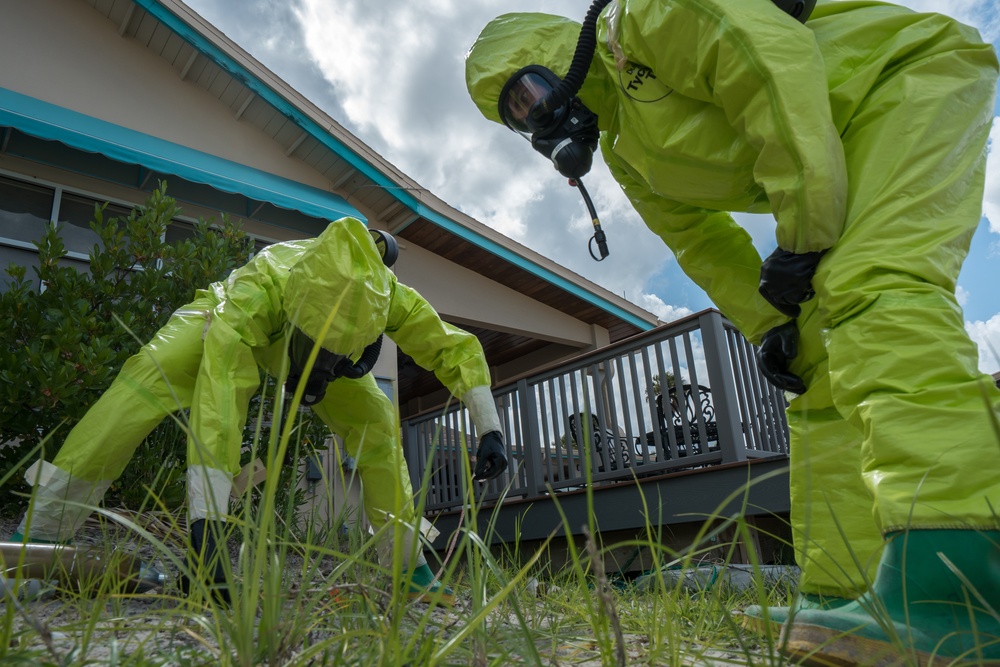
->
<box><xmin>402</xmin><ymin>309</ymin><xmax>789</xmax><ymax>513</ymax></box>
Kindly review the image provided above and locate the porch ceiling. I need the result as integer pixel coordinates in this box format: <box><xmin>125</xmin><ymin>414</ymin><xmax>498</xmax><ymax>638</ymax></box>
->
<box><xmin>396</xmin><ymin>323</ymin><xmax>554</xmax><ymax>410</ymax></box>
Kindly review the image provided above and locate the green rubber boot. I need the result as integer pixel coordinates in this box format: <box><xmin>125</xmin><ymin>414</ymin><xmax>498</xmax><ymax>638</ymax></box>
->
<box><xmin>741</xmin><ymin>593</ymin><xmax>852</xmax><ymax>635</ymax></box>
<box><xmin>783</xmin><ymin>530</ymin><xmax>1000</xmax><ymax>666</ymax></box>
<box><xmin>405</xmin><ymin>563</ymin><xmax>455</xmax><ymax>607</ymax></box>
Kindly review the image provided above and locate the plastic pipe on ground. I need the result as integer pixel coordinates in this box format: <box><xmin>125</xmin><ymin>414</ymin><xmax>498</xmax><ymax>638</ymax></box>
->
<box><xmin>0</xmin><ymin>541</ymin><xmax>165</xmax><ymax>598</ymax></box>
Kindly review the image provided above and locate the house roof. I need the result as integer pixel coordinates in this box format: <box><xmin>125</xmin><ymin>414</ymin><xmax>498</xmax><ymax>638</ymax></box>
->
<box><xmin>80</xmin><ymin>0</ymin><xmax>660</xmax><ymax>345</ymax></box>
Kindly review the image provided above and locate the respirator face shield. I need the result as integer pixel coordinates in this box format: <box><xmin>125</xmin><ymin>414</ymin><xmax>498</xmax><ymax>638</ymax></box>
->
<box><xmin>498</xmin><ymin>65</ymin><xmax>600</xmax><ymax>179</ymax></box>
<box><xmin>499</xmin><ymin>68</ymin><xmax>557</xmax><ymax>138</ymax></box>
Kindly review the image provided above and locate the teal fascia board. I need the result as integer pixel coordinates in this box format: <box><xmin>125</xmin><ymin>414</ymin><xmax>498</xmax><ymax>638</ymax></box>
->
<box><xmin>140</xmin><ymin>0</ymin><xmax>653</xmax><ymax>332</ymax></box>
<box><xmin>0</xmin><ymin>87</ymin><xmax>364</xmax><ymax>223</ymax></box>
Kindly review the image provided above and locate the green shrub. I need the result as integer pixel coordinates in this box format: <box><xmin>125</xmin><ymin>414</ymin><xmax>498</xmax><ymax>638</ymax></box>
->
<box><xmin>0</xmin><ymin>183</ymin><xmax>256</xmax><ymax>514</ymax></box>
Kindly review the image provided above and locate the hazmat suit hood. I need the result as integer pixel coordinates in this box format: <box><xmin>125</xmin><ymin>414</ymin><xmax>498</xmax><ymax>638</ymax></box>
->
<box><xmin>465</xmin><ymin>13</ymin><xmax>617</xmax><ymax>129</ymax></box>
<box><xmin>283</xmin><ymin>217</ymin><xmax>391</xmax><ymax>359</ymax></box>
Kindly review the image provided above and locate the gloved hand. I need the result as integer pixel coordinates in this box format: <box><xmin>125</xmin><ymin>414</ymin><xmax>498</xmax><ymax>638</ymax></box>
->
<box><xmin>473</xmin><ymin>430</ymin><xmax>508</xmax><ymax>481</ymax></box>
<box><xmin>756</xmin><ymin>322</ymin><xmax>807</xmax><ymax>394</ymax></box>
<box><xmin>178</xmin><ymin>518</ymin><xmax>232</xmax><ymax>605</ymax></box>
<box><xmin>758</xmin><ymin>248</ymin><xmax>827</xmax><ymax>318</ymax></box>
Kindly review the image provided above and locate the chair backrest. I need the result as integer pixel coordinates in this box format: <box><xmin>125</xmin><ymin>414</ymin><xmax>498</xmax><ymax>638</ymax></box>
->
<box><xmin>567</xmin><ymin>412</ymin><xmax>603</xmax><ymax>447</ymax></box>
<box><xmin>655</xmin><ymin>384</ymin><xmax>717</xmax><ymax>436</ymax></box>
<box><xmin>567</xmin><ymin>412</ymin><xmax>620</xmax><ymax>468</ymax></box>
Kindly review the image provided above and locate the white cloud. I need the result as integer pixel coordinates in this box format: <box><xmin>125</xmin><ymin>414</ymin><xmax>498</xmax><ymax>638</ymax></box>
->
<box><xmin>984</xmin><ymin>117</ymin><xmax>1000</xmax><ymax>235</ymax></box>
<box><xmin>894</xmin><ymin>0</ymin><xmax>1000</xmax><ymax>43</ymax></box>
<box><xmin>637</xmin><ymin>294</ymin><xmax>692</xmax><ymax>323</ymax></box>
<box><xmin>967</xmin><ymin>314</ymin><xmax>1000</xmax><ymax>375</ymax></box>
<box><xmin>956</xmin><ymin>284</ymin><xmax>971</xmax><ymax>307</ymax></box>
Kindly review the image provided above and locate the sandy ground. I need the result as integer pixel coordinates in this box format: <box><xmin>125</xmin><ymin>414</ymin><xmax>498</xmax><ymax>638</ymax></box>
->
<box><xmin>2</xmin><ymin>513</ymin><xmax>489</xmax><ymax>663</ymax></box>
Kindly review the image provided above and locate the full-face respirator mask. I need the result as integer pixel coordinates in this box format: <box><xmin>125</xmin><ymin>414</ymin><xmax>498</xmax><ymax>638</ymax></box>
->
<box><xmin>499</xmin><ymin>65</ymin><xmax>600</xmax><ymax>181</ymax></box>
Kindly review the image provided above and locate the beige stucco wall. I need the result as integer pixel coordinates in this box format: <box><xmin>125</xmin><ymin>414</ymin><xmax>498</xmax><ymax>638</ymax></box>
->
<box><xmin>394</xmin><ymin>242</ymin><xmax>600</xmax><ymax>349</ymax></box>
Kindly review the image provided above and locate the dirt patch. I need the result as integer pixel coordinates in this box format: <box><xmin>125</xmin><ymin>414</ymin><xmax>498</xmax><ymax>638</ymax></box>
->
<box><xmin>3</xmin><ymin>512</ymin><xmax>205</xmax><ymax>661</ymax></box>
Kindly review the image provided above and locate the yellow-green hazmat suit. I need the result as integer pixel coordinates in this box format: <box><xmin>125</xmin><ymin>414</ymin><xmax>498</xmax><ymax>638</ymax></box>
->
<box><xmin>17</xmin><ymin>218</ymin><xmax>496</xmax><ymax>549</ymax></box>
<box><xmin>466</xmin><ymin>0</ymin><xmax>1000</xmax><ymax>610</ymax></box>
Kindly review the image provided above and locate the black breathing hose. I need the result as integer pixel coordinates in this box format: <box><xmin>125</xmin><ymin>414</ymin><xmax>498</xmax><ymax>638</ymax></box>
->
<box><xmin>339</xmin><ymin>334</ymin><xmax>383</xmax><ymax>379</ymax></box>
<box><xmin>570</xmin><ymin>178</ymin><xmax>609</xmax><ymax>261</ymax></box>
<box><xmin>534</xmin><ymin>0</ymin><xmax>612</xmax><ymax>118</ymax></box>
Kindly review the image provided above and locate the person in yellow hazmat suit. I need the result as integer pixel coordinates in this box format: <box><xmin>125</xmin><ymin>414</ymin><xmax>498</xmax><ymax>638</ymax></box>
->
<box><xmin>11</xmin><ymin>216</ymin><xmax>508</xmax><ymax>605</ymax></box>
<box><xmin>467</xmin><ymin>0</ymin><xmax>999</xmax><ymax>663</ymax></box>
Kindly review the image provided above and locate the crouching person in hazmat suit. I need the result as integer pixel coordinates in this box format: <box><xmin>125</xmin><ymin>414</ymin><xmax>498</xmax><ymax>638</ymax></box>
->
<box><xmin>10</xmin><ymin>217</ymin><xmax>508</xmax><ymax>605</ymax></box>
<box><xmin>466</xmin><ymin>0</ymin><xmax>1000</xmax><ymax>663</ymax></box>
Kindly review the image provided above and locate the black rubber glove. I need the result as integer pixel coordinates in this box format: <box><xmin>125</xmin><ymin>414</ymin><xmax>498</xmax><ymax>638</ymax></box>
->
<box><xmin>756</xmin><ymin>322</ymin><xmax>807</xmax><ymax>394</ymax></box>
<box><xmin>473</xmin><ymin>430</ymin><xmax>508</xmax><ymax>481</ymax></box>
<box><xmin>179</xmin><ymin>519</ymin><xmax>232</xmax><ymax>605</ymax></box>
<box><xmin>758</xmin><ymin>248</ymin><xmax>827</xmax><ymax>318</ymax></box>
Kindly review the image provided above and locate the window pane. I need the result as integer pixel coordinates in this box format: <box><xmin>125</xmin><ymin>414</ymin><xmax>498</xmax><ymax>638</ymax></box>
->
<box><xmin>58</xmin><ymin>192</ymin><xmax>131</xmax><ymax>254</ymax></box>
<box><xmin>0</xmin><ymin>176</ymin><xmax>54</xmax><ymax>245</ymax></box>
<box><xmin>165</xmin><ymin>220</ymin><xmax>195</xmax><ymax>244</ymax></box>
<box><xmin>0</xmin><ymin>244</ymin><xmax>41</xmax><ymax>291</ymax></box>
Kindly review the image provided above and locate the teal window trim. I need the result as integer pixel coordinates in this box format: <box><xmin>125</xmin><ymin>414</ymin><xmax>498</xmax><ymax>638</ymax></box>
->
<box><xmin>0</xmin><ymin>87</ymin><xmax>364</xmax><ymax>224</ymax></box>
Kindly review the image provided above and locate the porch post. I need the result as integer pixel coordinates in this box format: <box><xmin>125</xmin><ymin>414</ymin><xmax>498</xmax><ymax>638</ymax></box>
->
<box><xmin>518</xmin><ymin>378</ymin><xmax>546</xmax><ymax>494</ymax></box>
<box><xmin>699</xmin><ymin>311</ymin><xmax>746</xmax><ymax>462</ymax></box>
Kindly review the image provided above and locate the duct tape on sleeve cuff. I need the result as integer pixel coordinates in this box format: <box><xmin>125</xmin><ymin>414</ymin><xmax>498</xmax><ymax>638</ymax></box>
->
<box><xmin>461</xmin><ymin>385</ymin><xmax>502</xmax><ymax>437</ymax></box>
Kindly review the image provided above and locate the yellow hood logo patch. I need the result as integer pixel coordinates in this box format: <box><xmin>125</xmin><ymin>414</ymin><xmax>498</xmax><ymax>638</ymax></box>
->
<box><xmin>619</xmin><ymin>63</ymin><xmax>672</xmax><ymax>102</ymax></box>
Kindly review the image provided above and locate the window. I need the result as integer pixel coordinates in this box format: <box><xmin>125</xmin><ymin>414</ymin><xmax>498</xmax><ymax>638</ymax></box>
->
<box><xmin>0</xmin><ymin>172</ymin><xmax>268</xmax><ymax>289</ymax></box>
<box><xmin>57</xmin><ymin>191</ymin><xmax>132</xmax><ymax>255</ymax></box>
<box><xmin>167</xmin><ymin>219</ymin><xmax>270</xmax><ymax>257</ymax></box>
<box><xmin>0</xmin><ymin>175</ymin><xmax>54</xmax><ymax>245</ymax></box>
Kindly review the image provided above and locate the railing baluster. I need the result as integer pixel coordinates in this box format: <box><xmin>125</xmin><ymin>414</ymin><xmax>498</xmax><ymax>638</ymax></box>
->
<box><xmin>727</xmin><ymin>327</ymin><xmax>757</xmax><ymax>452</ymax></box>
<box><xmin>519</xmin><ymin>378</ymin><xmax>544</xmax><ymax>495</ymax></box>
<box><xmin>666</xmin><ymin>336</ymin><xmax>685</xmax><ymax>459</ymax></box>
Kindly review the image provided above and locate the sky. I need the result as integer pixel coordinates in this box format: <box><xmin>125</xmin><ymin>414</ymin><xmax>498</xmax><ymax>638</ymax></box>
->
<box><xmin>185</xmin><ymin>0</ymin><xmax>1000</xmax><ymax>374</ymax></box>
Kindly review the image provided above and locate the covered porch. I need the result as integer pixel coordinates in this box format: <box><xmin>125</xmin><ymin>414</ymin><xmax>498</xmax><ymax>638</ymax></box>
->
<box><xmin>401</xmin><ymin>309</ymin><xmax>794</xmax><ymax>570</ymax></box>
